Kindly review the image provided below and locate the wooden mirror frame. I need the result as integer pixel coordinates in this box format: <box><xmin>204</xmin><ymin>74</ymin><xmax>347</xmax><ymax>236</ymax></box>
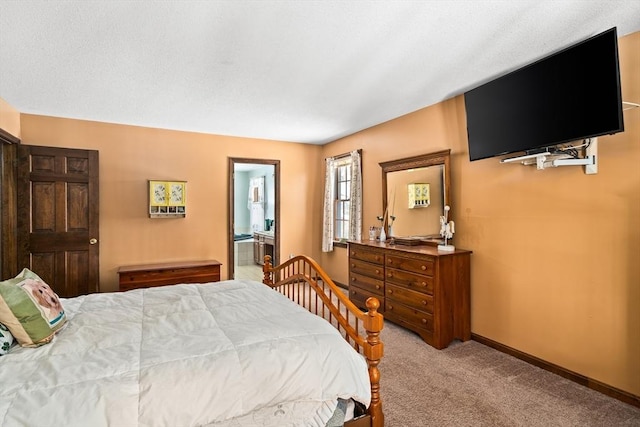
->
<box><xmin>379</xmin><ymin>149</ymin><xmax>451</xmax><ymax>245</ymax></box>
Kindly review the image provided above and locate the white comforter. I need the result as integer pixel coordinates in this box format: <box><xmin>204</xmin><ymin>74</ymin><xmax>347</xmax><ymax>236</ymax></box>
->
<box><xmin>0</xmin><ymin>280</ymin><xmax>371</xmax><ymax>427</ymax></box>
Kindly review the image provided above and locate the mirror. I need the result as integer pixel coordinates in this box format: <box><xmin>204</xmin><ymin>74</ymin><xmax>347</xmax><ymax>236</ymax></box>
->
<box><xmin>380</xmin><ymin>149</ymin><xmax>451</xmax><ymax>245</ymax></box>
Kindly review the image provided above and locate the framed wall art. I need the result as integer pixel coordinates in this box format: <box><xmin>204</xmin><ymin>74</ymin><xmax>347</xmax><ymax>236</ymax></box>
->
<box><xmin>148</xmin><ymin>180</ymin><xmax>187</xmax><ymax>218</ymax></box>
<box><xmin>407</xmin><ymin>182</ymin><xmax>430</xmax><ymax>209</ymax></box>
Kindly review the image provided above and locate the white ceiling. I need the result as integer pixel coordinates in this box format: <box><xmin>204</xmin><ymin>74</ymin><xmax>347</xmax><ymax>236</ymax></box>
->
<box><xmin>1</xmin><ymin>1</ymin><xmax>639</xmax><ymax>145</ymax></box>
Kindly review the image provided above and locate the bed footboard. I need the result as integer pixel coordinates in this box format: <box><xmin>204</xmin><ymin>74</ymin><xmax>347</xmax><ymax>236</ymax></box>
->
<box><xmin>262</xmin><ymin>255</ymin><xmax>384</xmax><ymax>427</ymax></box>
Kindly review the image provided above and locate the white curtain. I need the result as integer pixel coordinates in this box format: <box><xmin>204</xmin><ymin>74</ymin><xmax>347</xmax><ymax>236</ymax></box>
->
<box><xmin>248</xmin><ymin>176</ymin><xmax>265</xmax><ymax>232</ymax></box>
<box><xmin>322</xmin><ymin>151</ymin><xmax>362</xmax><ymax>252</ymax></box>
<box><xmin>322</xmin><ymin>157</ymin><xmax>336</xmax><ymax>252</ymax></box>
<box><xmin>348</xmin><ymin>150</ymin><xmax>362</xmax><ymax>241</ymax></box>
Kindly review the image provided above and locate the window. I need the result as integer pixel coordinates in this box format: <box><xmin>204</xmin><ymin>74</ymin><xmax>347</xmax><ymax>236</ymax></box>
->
<box><xmin>334</xmin><ymin>160</ymin><xmax>352</xmax><ymax>241</ymax></box>
<box><xmin>322</xmin><ymin>150</ymin><xmax>362</xmax><ymax>252</ymax></box>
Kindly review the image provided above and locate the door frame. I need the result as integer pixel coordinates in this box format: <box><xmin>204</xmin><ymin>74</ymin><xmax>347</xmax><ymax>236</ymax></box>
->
<box><xmin>228</xmin><ymin>157</ymin><xmax>280</xmax><ymax>280</ymax></box>
<box><xmin>0</xmin><ymin>128</ymin><xmax>20</xmax><ymax>280</ymax></box>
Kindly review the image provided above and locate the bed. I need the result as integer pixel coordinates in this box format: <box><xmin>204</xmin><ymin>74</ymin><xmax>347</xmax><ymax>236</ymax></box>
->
<box><xmin>0</xmin><ymin>255</ymin><xmax>384</xmax><ymax>427</ymax></box>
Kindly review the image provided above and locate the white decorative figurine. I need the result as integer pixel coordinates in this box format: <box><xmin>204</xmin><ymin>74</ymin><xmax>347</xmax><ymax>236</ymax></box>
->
<box><xmin>438</xmin><ymin>205</ymin><xmax>455</xmax><ymax>252</ymax></box>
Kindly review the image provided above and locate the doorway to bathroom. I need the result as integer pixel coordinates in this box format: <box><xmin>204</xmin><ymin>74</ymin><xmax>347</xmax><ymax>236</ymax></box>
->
<box><xmin>228</xmin><ymin>158</ymin><xmax>280</xmax><ymax>280</ymax></box>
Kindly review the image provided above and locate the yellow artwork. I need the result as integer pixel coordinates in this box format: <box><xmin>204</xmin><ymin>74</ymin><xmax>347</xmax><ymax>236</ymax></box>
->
<box><xmin>148</xmin><ymin>180</ymin><xmax>187</xmax><ymax>218</ymax></box>
<box><xmin>407</xmin><ymin>183</ymin><xmax>430</xmax><ymax>209</ymax></box>
<box><xmin>149</xmin><ymin>181</ymin><xmax>168</xmax><ymax>206</ymax></box>
<box><xmin>169</xmin><ymin>182</ymin><xmax>186</xmax><ymax>206</ymax></box>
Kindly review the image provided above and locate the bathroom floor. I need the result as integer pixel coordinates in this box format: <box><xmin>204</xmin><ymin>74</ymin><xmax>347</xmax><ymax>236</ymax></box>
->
<box><xmin>235</xmin><ymin>264</ymin><xmax>263</xmax><ymax>282</ymax></box>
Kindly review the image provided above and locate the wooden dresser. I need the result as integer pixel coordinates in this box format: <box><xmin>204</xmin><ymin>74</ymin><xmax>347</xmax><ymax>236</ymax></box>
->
<box><xmin>348</xmin><ymin>241</ymin><xmax>471</xmax><ymax>349</ymax></box>
<box><xmin>118</xmin><ymin>260</ymin><xmax>222</xmax><ymax>292</ymax></box>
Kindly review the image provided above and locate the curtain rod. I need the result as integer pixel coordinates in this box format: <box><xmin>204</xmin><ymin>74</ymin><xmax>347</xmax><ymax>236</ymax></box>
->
<box><xmin>325</xmin><ymin>148</ymin><xmax>362</xmax><ymax>161</ymax></box>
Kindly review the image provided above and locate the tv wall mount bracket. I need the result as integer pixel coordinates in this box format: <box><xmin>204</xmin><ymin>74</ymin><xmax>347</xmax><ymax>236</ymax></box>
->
<box><xmin>500</xmin><ymin>138</ymin><xmax>598</xmax><ymax>174</ymax></box>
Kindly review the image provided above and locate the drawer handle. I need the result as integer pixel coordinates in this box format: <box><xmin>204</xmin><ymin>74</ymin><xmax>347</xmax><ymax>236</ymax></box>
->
<box><xmin>351</xmin><ymin>251</ymin><xmax>355</xmax><ymax>256</ymax></box>
<box><xmin>376</xmin><ymin>256</ymin><xmax>381</xmax><ymax>261</ymax></box>
<box><xmin>421</xmin><ymin>265</ymin><xmax>427</xmax><ymax>270</ymax></box>
<box><xmin>351</xmin><ymin>263</ymin><xmax>355</xmax><ymax>268</ymax></box>
<box><xmin>387</xmin><ymin>273</ymin><xmax>392</xmax><ymax>278</ymax></box>
<box><xmin>388</xmin><ymin>259</ymin><xmax>393</xmax><ymax>264</ymax></box>
<box><xmin>375</xmin><ymin>269</ymin><xmax>380</xmax><ymax>274</ymax></box>
<box><xmin>387</xmin><ymin>289</ymin><xmax>393</xmax><ymax>294</ymax></box>
<box><xmin>421</xmin><ymin>318</ymin><xmax>428</xmax><ymax>324</ymax></box>
<box><xmin>351</xmin><ymin>277</ymin><xmax>356</xmax><ymax>282</ymax></box>
<box><xmin>422</xmin><ymin>300</ymin><xmax>428</xmax><ymax>305</ymax></box>
<box><xmin>375</xmin><ymin>285</ymin><xmax>381</xmax><ymax>290</ymax></box>
<box><xmin>388</xmin><ymin>305</ymin><xmax>393</xmax><ymax>310</ymax></box>
<box><xmin>421</xmin><ymin>282</ymin><xmax>427</xmax><ymax>286</ymax></box>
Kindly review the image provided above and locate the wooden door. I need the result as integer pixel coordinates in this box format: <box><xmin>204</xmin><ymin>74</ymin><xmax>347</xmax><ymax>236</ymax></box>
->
<box><xmin>17</xmin><ymin>145</ymin><xmax>99</xmax><ymax>297</ymax></box>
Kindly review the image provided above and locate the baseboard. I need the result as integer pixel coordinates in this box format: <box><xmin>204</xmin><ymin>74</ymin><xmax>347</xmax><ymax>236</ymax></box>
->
<box><xmin>471</xmin><ymin>333</ymin><xmax>640</xmax><ymax>409</ymax></box>
<box><xmin>334</xmin><ymin>280</ymin><xmax>347</xmax><ymax>290</ymax></box>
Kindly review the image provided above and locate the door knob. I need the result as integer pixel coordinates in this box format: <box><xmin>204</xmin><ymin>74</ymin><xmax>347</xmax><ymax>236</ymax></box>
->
<box><xmin>89</xmin><ymin>238</ymin><xmax>98</xmax><ymax>245</ymax></box>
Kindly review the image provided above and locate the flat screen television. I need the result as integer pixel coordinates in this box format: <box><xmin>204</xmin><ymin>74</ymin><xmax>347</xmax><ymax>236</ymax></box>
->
<box><xmin>464</xmin><ymin>27</ymin><xmax>624</xmax><ymax>162</ymax></box>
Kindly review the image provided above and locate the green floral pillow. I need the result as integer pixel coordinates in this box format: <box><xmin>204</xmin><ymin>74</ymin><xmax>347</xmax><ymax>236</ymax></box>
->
<box><xmin>0</xmin><ymin>323</ymin><xmax>14</xmax><ymax>355</ymax></box>
<box><xmin>0</xmin><ymin>268</ymin><xmax>67</xmax><ymax>347</ymax></box>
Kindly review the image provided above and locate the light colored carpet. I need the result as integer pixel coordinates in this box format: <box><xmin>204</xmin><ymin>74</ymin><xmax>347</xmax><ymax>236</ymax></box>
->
<box><xmin>379</xmin><ymin>322</ymin><xmax>640</xmax><ymax>426</ymax></box>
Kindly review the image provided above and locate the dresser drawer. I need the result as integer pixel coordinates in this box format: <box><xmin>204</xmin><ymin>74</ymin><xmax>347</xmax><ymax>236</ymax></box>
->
<box><xmin>384</xmin><ymin>301</ymin><xmax>433</xmax><ymax>332</ymax></box>
<box><xmin>386</xmin><ymin>268</ymin><xmax>434</xmax><ymax>295</ymax></box>
<box><xmin>349</xmin><ymin>246</ymin><xmax>384</xmax><ymax>265</ymax></box>
<box><xmin>386</xmin><ymin>284</ymin><xmax>433</xmax><ymax>314</ymax></box>
<box><xmin>349</xmin><ymin>273</ymin><xmax>384</xmax><ymax>296</ymax></box>
<box><xmin>386</xmin><ymin>254</ymin><xmax>435</xmax><ymax>276</ymax></box>
<box><xmin>349</xmin><ymin>258</ymin><xmax>385</xmax><ymax>280</ymax></box>
<box><xmin>349</xmin><ymin>285</ymin><xmax>384</xmax><ymax>312</ymax></box>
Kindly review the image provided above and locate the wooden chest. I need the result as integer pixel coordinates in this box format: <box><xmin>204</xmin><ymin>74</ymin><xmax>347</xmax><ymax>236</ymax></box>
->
<box><xmin>348</xmin><ymin>241</ymin><xmax>471</xmax><ymax>349</ymax></box>
<box><xmin>118</xmin><ymin>260</ymin><xmax>222</xmax><ymax>292</ymax></box>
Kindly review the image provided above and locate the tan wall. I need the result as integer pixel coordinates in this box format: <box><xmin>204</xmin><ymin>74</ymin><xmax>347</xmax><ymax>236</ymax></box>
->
<box><xmin>320</xmin><ymin>32</ymin><xmax>640</xmax><ymax>396</ymax></box>
<box><xmin>0</xmin><ymin>97</ymin><xmax>21</xmax><ymax>138</ymax></box>
<box><xmin>19</xmin><ymin>115</ymin><xmax>322</xmax><ymax>292</ymax></box>
<box><xmin>317</xmin><ymin>100</ymin><xmax>457</xmax><ymax>281</ymax></box>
